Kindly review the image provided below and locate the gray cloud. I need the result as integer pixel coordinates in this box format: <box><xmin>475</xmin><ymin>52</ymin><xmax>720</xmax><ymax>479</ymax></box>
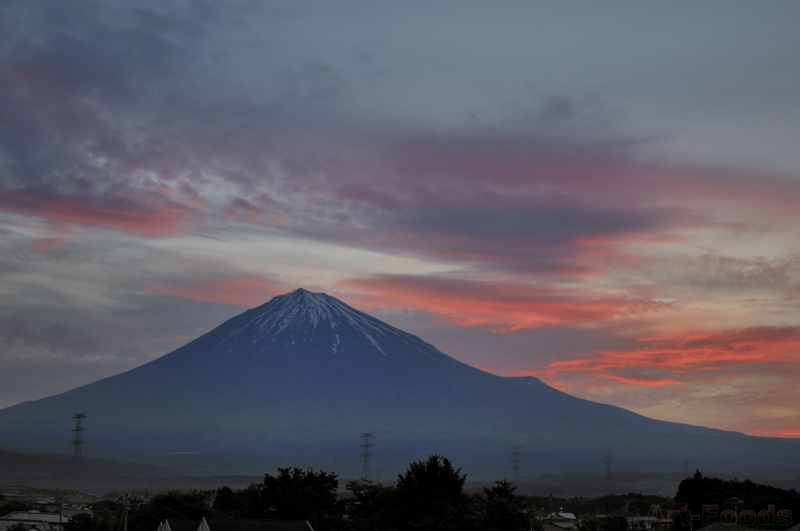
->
<box><xmin>0</xmin><ymin>236</ymin><xmax>249</xmax><ymax>408</ymax></box>
<box><xmin>399</xmin><ymin>207</ymin><xmax>673</xmax><ymax>242</ymax></box>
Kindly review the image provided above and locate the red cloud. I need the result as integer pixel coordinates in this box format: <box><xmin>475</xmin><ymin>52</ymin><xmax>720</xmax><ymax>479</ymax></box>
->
<box><xmin>0</xmin><ymin>191</ymin><xmax>201</xmax><ymax>235</ymax></box>
<box><xmin>603</xmin><ymin>374</ymin><xmax>685</xmax><ymax>386</ymax></box>
<box><xmin>341</xmin><ymin>275</ymin><xmax>672</xmax><ymax>330</ymax></box>
<box><xmin>537</xmin><ymin>327</ymin><xmax>800</xmax><ymax>384</ymax></box>
<box><xmin>502</xmin><ymin>327</ymin><xmax>800</xmax><ymax>436</ymax></box>
<box><xmin>751</xmin><ymin>428</ymin><xmax>800</xmax><ymax>437</ymax></box>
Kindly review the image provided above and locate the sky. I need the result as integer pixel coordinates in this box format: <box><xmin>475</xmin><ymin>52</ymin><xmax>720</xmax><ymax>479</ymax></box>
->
<box><xmin>1</xmin><ymin>1</ymin><xmax>800</xmax><ymax>437</ymax></box>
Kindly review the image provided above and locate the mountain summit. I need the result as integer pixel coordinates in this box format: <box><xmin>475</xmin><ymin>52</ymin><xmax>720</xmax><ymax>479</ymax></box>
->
<box><xmin>1</xmin><ymin>288</ymin><xmax>798</xmax><ymax>475</ymax></box>
<box><xmin>233</xmin><ymin>288</ymin><xmax>402</xmax><ymax>354</ymax></box>
<box><xmin>218</xmin><ymin>287</ymin><xmax>451</xmax><ymax>362</ymax></box>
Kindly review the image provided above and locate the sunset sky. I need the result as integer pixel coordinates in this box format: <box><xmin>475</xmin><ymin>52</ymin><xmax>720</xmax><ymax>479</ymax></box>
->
<box><xmin>2</xmin><ymin>1</ymin><xmax>800</xmax><ymax>437</ymax></box>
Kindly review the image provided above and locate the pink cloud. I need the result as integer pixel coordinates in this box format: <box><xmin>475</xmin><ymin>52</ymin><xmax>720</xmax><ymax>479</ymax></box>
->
<box><xmin>341</xmin><ymin>275</ymin><xmax>673</xmax><ymax>331</ymax></box>
<box><xmin>751</xmin><ymin>428</ymin><xmax>800</xmax><ymax>438</ymax></box>
<box><xmin>28</xmin><ymin>237</ymin><xmax>68</xmax><ymax>253</ymax></box>
<box><xmin>539</xmin><ymin>327</ymin><xmax>800</xmax><ymax>378</ymax></box>
<box><xmin>0</xmin><ymin>191</ymin><xmax>202</xmax><ymax>235</ymax></box>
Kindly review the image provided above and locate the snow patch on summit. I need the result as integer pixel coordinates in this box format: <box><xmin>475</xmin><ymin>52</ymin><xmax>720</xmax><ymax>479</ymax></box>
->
<box><xmin>228</xmin><ymin>288</ymin><xmax>400</xmax><ymax>355</ymax></box>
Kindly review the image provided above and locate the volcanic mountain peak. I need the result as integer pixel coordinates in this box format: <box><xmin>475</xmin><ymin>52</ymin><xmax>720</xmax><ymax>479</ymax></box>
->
<box><xmin>3</xmin><ymin>287</ymin><xmax>793</xmax><ymax>477</ymax></box>
<box><xmin>224</xmin><ymin>288</ymin><xmax>402</xmax><ymax>355</ymax></box>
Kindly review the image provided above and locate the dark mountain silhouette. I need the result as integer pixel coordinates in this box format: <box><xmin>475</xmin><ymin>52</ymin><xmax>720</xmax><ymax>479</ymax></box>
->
<box><xmin>2</xmin><ymin>288</ymin><xmax>799</xmax><ymax>477</ymax></box>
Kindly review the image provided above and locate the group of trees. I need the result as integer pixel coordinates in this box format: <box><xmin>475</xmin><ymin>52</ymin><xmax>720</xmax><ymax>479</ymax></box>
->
<box><xmin>4</xmin><ymin>455</ymin><xmax>690</xmax><ymax>531</ymax></box>
<box><xmin>523</xmin><ymin>492</ymin><xmax>672</xmax><ymax>521</ymax></box>
<box><xmin>68</xmin><ymin>455</ymin><xmax>538</xmax><ymax>531</ymax></box>
<box><xmin>574</xmin><ymin>515</ymin><xmax>629</xmax><ymax>531</ymax></box>
<box><xmin>211</xmin><ymin>455</ymin><xmax>535</xmax><ymax>531</ymax></box>
<box><xmin>673</xmin><ymin>470</ymin><xmax>800</xmax><ymax>530</ymax></box>
<box><xmin>11</xmin><ymin>461</ymin><xmax>797</xmax><ymax>531</ymax></box>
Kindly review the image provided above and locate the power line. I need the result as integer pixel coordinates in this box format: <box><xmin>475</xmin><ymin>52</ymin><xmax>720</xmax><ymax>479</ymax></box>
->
<box><xmin>359</xmin><ymin>432</ymin><xmax>374</xmax><ymax>481</ymax></box>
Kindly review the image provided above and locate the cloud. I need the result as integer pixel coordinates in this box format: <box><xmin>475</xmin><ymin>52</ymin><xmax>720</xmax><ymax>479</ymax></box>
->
<box><xmin>144</xmin><ymin>277</ymin><xmax>288</xmax><ymax>307</ymax></box>
<box><xmin>536</xmin><ymin>326</ymin><xmax>800</xmax><ymax>387</ymax></box>
<box><xmin>0</xmin><ymin>191</ymin><xmax>202</xmax><ymax>235</ymax></box>
<box><xmin>341</xmin><ymin>275</ymin><xmax>673</xmax><ymax>331</ymax></box>
<box><xmin>751</xmin><ymin>428</ymin><xmax>800</xmax><ymax>438</ymax></box>
<box><xmin>492</xmin><ymin>326</ymin><xmax>800</xmax><ymax>435</ymax></box>
<box><xmin>28</xmin><ymin>237</ymin><xmax>68</xmax><ymax>253</ymax></box>
<box><xmin>398</xmin><ymin>206</ymin><xmax>673</xmax><ymax>242</ymax></box>
<box><xmin>6</xmin><ymin>0</ymin><xmax>797</xmax><ymax>275</ymax></box>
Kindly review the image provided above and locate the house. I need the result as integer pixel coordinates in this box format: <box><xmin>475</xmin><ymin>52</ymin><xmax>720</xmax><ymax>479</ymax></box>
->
<box><xmin>158</xmin><ymin>518</ymin><xmax>314</xmax><ymax>531</ymax></box>
<box><xmin>540</xmin><ymin>512</ymin><xmax>578</xmax><ymax>530</ymax></box>
<box><xmin>156</xmin><ymin>520</ymin><xmax>201</xmax><ymax>531</ymax></box>
<box><xmin>200</xmin><ymin>518</ymin><xmax>313</xmax><ymax>531</ymax></box>
<box><xmin>544</xmin><ymin>523</ymin><xmax>573</xmax><ymax>531</ymax></box>
<box><xmin>0</xmin><ymin>511</ymin><xmax>67</xmax><ymax>531</ymax></box>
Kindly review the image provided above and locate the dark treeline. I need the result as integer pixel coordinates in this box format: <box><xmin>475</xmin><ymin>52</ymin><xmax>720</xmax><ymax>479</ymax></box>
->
<box><xmin>61</xmin><ymin>455</ymin><xmax>674</xmax><ymax>531</ymax></box>
<box><xmin>672</xmin><ymin>470</ymin><xmax>800</xmax><ymax>530</ymax></box>
<box><xmin>526</xmin><ymin>492</ymin><xmax>673</xmax><ymax>518</ymax></box>
<box><xmin>209</xmin><ymin>455</ymin><xmax>537</xmax><ymax>531</ymax></box>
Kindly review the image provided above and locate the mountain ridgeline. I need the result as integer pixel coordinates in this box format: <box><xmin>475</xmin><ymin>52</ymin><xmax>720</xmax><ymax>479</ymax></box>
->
<box><xmin>1</xmin><ymin>288</ymin><xmax>799</xmax><ymax>477</ymax></box>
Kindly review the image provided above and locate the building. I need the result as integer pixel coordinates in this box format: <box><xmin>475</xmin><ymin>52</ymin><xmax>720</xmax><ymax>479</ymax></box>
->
<box><xmin>0</xmin><ymin>512</ymin><xmax>67</xmax><ymax>531</ymax></box>
<box><xmin>540</xmin><ymin>512</ymin><xmax>578</xmax><ymax>531</ymax></box>
<box><xmin>156</xmin><ymin>520</ymin><xmax>201</xmax><ymax>531</ymax></box>
<box><xmin>158</xmin><ymin>518</ymin><xmax>314</xmax><ymax>531</ymax></box>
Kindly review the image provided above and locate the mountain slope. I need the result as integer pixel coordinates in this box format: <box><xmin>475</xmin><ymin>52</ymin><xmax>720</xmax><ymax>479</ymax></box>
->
<box><xmin>1</xmin><ymin>288</ymin><xmax>799</xmax><ymax>474</ymax></box>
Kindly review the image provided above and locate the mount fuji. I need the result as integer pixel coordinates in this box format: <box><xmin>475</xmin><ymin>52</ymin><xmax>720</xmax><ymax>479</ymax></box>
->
<box><xmin>1</xmin><ymin>288</ymin><xmax>799</xmax><ymax>476</ymax></box>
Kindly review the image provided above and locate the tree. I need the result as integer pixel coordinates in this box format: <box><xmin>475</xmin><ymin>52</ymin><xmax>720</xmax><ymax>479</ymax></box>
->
<box><xmin>392</xmin><ymin>455</ymin><xmax>474</xmax><ymax>531</ymax></box>
<box><xmin>127</xmin><ymin>503</ymin><xmax>183</xmax><ymax>531</ymax></box>
<box><xmin>235</xmin><ymin>483</ymin><xmax>266</xmax><ymax>519</ymax></box>
<box><xmin>260</xmin><ymin>467</ymin><xmax>341</xmax><ymax>531</ymax></box>
<box><xmin>475</xmin><ymin>480</ymin><xmax>536</xmax><ymax>531</ymax></box>
<box><xmin>212</xmin><ymin>486</ymin><xmax>236</xmax><ymax>516</ymax></box>
<box><xmin>148</xmin><ymin>490</ymin><xmax>211</xmax><ymax>520</ymax></box>
<box><xmin>125</xmin><ymin>491</ymin><xmax>212</xmax><ymax>531</ymax></box>
<box><xmin>673</xmin><ymin>470</ymin><xmax>800</xmax><ymax>530</ymax></box>
<box><xmin>343</xmin><ymin>480</ymin><xmax>393</xmax><ymax>531</ymax></box>
<box><xmin>65</xmin><ymin>513</ymin><xmax>93</xmax><ymax>531</ymax></box>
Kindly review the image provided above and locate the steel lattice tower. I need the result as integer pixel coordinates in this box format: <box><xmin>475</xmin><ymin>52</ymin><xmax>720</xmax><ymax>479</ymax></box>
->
<box><xmin>511</xmin><ymin>446</ymin><xmax>522</xmax><ymax>483</ymax></box>
<box><xmin>70</xmin><ymin>413</ymin><xmax>87</xmax><ymax>491</ymax></box>
<box><xmin>359</xmin><ymin>432</ymin><xmax>374</xmax><ymax>481</ymax></box>
<box><xmin>604</xmin><ymin>451</ymin><xmax>613</xmax><ymax>480</ymax></box>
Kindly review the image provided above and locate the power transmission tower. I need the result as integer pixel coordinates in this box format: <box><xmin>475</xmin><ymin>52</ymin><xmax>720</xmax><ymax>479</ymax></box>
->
<box><xmin>511</xmin><ymin>447</ymin><xmax>522</xmax><ymax>483</ymax></box>
<box><xmin>683</xmin><ymin>458</ymin><xmax>690</xmax><ymax>477</ymax></box>
<box><xmin>360</xmin><ymin>432</ymin><xmax>374</xmax><ymax>481</ymax></box>
<box><xmin>70</xmin><ymin>413</ymin><xmax>87</xmax><ymax>491</ymax></box>
<box><xmin>604</xmin><ymin>451</ymin><xmax>613</xmax><ymax>480</ymax></box>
